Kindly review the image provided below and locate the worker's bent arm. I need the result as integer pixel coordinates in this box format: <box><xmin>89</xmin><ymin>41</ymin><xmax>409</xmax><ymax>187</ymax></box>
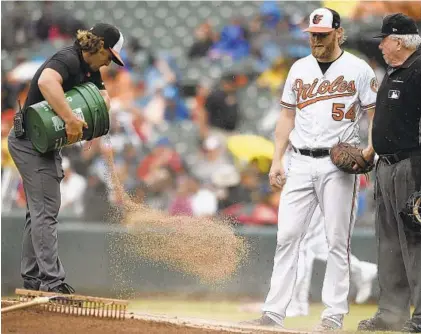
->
<box><xmin>38</xmin><ymin>68</ymin><xmax>78</xmax><ymax>124</ymax></box>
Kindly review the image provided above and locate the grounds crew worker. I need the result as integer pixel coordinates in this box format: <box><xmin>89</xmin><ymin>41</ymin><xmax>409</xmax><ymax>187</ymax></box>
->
<box><xmin>7</xmin><ymin>23</ymin><xmax>125</xmax><ymax>294</ymax></box>
<box><xmin>358</xmin><ymin>14</ymin><xmax>421</xmax><ymax>333</ymax></box>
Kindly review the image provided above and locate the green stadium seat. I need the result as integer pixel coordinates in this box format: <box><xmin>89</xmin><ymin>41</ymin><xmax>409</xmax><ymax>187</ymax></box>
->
<box><xmin>168</xmin><ymin>1</ymin><xmax>181</xmax><ymax>9</ymax></box>
<box><xmin>155</xmin><ymin>7</ymin><xmax>170</xmax><ymax>20</ymax></box>
<box><xmin>134</xmin><ymin>7</ymin><xmax>148</xmax><ymax>20</ymax></box>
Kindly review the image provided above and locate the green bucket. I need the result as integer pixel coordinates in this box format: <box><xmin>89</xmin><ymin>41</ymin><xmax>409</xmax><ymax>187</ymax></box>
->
<box><xmin>25</xmin><ymin>82</ymin><xmax>110</xmax><ymax>153</ymax></box>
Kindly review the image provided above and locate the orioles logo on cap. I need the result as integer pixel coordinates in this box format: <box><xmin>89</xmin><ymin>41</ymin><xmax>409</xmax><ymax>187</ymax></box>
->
<box><xmin>313</xmin><ymin>14</ymin><xmax>324</xmax><ymax>24</ymax></box>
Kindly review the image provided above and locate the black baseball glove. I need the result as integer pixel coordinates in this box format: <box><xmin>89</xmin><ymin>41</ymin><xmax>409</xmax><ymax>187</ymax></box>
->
<box><xmin>400</xmin><ymin>190</ymin><xmax>421</xmax><ymax>234</ymax></box>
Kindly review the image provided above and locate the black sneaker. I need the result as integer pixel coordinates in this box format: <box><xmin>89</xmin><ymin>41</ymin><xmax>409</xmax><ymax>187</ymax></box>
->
<box><xmin>23</xmin><ymin>279</ymin><xmax>40</xmax><ymax>291</ymax></box>
<box><xmin>240</xmin><ymin>314</ymin><xmax>283</xmax><ymax>328</ymax></box>
<box><xmin>48</xmin><ymin>282</ymin><xmax>75</xmax><ymax>294</ymax></box>
<box><xmin>358</xmin><ymin>314</ymin><xmax>404</xmax><ymax>332</ymax></box>
<box><xmin>402</xmin><ymin>320</ymin><xmax>421</xmax><ymax>333</ymax></box>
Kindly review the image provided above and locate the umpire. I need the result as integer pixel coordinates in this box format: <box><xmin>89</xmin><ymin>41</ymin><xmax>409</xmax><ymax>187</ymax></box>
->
<box><xmin>358</xmin><ymin>14</ymin><xmax>421</xmax><ymax>333</ymax></box>
<box><xmin>7</xmin><ymin>23</ymin><xmax>125</xmax><ymax>294</ymax></box>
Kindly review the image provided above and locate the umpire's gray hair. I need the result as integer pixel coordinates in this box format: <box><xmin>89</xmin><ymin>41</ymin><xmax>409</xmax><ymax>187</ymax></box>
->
<box><xmin>390</xmin><ymin>34</ymin><xmax>421</xmax><ymax>50</ymax></box>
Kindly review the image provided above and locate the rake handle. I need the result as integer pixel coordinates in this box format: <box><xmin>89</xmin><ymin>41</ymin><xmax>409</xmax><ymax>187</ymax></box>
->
<box><xmin>2</xmin><ymin>297</ymin><xmax>51</xmax><ymax>314</ymax></box>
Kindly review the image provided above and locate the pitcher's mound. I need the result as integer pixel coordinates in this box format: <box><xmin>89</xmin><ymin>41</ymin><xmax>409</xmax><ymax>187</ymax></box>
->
<box><xmin>2</xmin><ymin>301</ymin><xmax>304</xmax><ymax>334</ymax></box>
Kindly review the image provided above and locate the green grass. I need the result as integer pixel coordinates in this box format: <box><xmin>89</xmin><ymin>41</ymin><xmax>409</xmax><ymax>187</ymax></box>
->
<box><xmin>128</xmin><ymin>299</ymin><xmax>396</xmax><ymax>332</ymax></box>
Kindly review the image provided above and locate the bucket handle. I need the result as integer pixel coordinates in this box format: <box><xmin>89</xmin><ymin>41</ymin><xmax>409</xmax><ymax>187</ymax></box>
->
<box><xmin>91</xmin><ymin>107</ymin><xmax>98</xmax><ymax>140</ymax></box>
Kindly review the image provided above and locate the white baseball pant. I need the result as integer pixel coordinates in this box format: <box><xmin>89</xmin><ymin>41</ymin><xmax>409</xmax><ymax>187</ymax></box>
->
<box><xmin>262</xmin><ymin>151</ymin><xmax>359</xmax><ymax>325</ymax></box>
<box><xmin>288</xmin><ymin>204</ymin><xmax>377</xmax><ymax>316</ymax></box>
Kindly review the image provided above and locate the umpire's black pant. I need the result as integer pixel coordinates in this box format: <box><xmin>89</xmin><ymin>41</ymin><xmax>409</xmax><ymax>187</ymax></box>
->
<box><xmin>375</xmin><ymin>157</ymin><xmax>421</xmax><ymax>325</ymax></box>
<box><xmin>8</xmin><ymin>129</ymin><xmax>66</xmax><ymax>291</ymax></box>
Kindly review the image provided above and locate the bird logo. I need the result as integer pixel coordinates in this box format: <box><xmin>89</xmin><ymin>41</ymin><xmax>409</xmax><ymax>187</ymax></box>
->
<box><xmin>313</xmin><ymin>14</ymin><xmax>324</xmax><ymax>24</ymax></box>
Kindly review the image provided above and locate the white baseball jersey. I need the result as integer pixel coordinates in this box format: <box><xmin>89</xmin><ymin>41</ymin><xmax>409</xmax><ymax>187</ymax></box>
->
<box><xmin>280</xmin><ymin>51</ymin><xmax>377</xmax><ymax>149</ymax></box>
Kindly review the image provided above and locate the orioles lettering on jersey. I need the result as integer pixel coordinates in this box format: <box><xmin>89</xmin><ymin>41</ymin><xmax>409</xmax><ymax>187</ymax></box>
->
<box><xmin>293</xmin><ymin>76</ymin><xmax>357</xmax><ymax>109</ymax></box>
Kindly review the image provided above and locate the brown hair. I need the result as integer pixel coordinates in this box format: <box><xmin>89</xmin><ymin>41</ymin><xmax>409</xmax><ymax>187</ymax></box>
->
<box><xmin>76</xmin><ymin>30</ymin><xmax>103</xmax><ymax>54</ymax></box>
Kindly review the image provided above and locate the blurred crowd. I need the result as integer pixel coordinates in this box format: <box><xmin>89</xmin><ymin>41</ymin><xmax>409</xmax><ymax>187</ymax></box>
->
<box><xmin>3</xmin><ymin>0</ymin><xmax>417</xmax><ymax>226</ymax></box>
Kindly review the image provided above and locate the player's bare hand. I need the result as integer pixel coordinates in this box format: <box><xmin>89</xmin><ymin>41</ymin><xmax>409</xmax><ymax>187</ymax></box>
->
<box><xmin>65</xmin><ymin>117</ymin><xmax>88</xmax><ymax>144</ymax></box>
<box><xmin>269</xmin><ymin>161</ymin><xmax>286</xmax><ymax>190</ymax></box>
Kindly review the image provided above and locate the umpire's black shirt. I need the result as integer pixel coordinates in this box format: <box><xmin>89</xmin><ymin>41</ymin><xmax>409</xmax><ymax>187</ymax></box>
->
<box><xmin>23</xmin><ymin>42</ymin><xmax>105</xmax><ymax>111</ymax></box>
<box><xmin>372</xmin><ymin>48</ymin><xmax>421</xmax><ymax>155</ymax></box>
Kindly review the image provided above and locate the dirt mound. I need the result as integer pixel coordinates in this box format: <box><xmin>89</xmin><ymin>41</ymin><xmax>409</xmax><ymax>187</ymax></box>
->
<box><xmin>1</xmin><ymin>308</ymin><xmax>233</xmax><ymax>334</ymax></box>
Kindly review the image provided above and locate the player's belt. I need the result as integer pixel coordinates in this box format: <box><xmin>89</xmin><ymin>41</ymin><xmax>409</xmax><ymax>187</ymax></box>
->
<box><xmin>292</xmin><ymin>146</ymin><xmax>330</xmax><ymax>158</ymax></box>
<box><xmin>379</xmin><ymin>149</ymin><xmax>421</xmax><ymax>165</ymax></box>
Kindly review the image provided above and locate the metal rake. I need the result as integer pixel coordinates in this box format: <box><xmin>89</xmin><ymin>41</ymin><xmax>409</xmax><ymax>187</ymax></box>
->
<box><xmin>8</xmin><ymin>288</ymin><xmax>128</xmax><ymax>320</ymax></box>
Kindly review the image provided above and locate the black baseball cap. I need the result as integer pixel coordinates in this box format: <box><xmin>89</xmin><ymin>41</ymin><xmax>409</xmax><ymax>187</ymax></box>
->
<box><xmin>89</xmin><ymin>23</ymin><xmax>125</xmax><ymax>66</ymax></box>
<box><xmin>304</xmin><ymin>8</ymin><xmax>341</xmax><ymax>33</ymax></box>
<box><xmin>373</xmin><ymin>13</ymin><xmax>419</xmax><ymax>38</ymax></box>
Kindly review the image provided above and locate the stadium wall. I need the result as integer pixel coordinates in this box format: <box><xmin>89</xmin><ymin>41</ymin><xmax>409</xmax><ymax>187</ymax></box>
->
<box><xmin>1</xmin><ymin>214</ymin><xmax>378</xmax><ymax>301</ymax></box>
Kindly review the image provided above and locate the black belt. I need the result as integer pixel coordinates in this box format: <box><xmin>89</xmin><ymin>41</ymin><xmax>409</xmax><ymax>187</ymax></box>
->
<box><xmin>292</xmin><ymin>145</ymin><xmax>330</xmax><ymax>158</ymax></box>
<box><xmin>379</xmin><ymin>149</ymin><xmax>421</xmax><ymax>165</ymax></box>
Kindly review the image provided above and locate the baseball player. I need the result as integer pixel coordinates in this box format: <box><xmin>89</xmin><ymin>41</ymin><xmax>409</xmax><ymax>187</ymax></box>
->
<box><xmin>244</xmin><ymin>7</ymin><xmax>377</xmax><ymax>331</ymax></box>
<box><xmin>241</xmin><ymin>153</ymin><xmax>378</xmax><ymax>317</ymax></box>
<box><xmin>284</xmin><ymin>145</ymin><xmax>377</xmax><ymax>317</ymax></box>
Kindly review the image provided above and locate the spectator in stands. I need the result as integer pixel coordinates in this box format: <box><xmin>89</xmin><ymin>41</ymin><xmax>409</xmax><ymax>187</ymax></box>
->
<box><xmin>188</xmin><ymin>175</ymin><xmax>218</xmax><ymax>217</ymax></box>
<box><xmin>235</xmin><ymin>167</ymin><xmax>262</xmax><ymax>204</ymax></box>
<box><xmin>188</xmin><ymin>22</ymin><xmax>216</xmax><ymax>59</ymax></box>
<box><xmin>288</xmin><ymin>13</ymin><xmax>308</xmax><ymax>40</ymax></box>
<box><xmin>247</xmin><ymin>2</ymin><xmax>288</xmax><ymax>56</ymax></box>
<box><xmin>203</xmin><ymin>74</ymin><xmax>240</xmax><ymax>134</ymax></box>
<box><xmin>259</xmin><ymin>1</ymin><xmax>283</xmax><ymax>29</ymax></box>
<box><xmin>60</xmin><ymin>157</ymin><xmax>87</xmax><ymax>218</ymax></box>
<box><xmin>163</xmin><ymin>86</ymin><xmax>190</xmax><ymax>122</ymax></box>
<box><xmin>220</xmin><ymin>167</ymin><xmax>269</xmax><ymax>221</ymax></box>
<box><xmin>211</xmin><ymin>164</ymin><xmax>241</xmax><ymax>210</ymax></box>
<box><xmin>168</xmin><ymin>174</ymin><xmax>194</xmax><ymax>216</ymax></box>
<box><xmin>193</xmin><ymin>135</ymin><xmax>234</xmax><ymax>184</ymax></box>
<box><xmin>144</xmin><ymin>167</ymin><xmax>175</xmax><ymax>211</ymax></box>
<box><xmin>208</xmin><ymin>23</ymin><xmax>250</xmax><ymax>61</ymax></box>
<box><xmin>236</xmin><ymin>185</ymin><xmax>280</xmax><ymax>226</ymax></box>
<box><xmin>100</xmin><ymin>66</ymin><xmax>135</xmax><ymax>103</ymax></box>
<box><xmin>256</xmin><ymin>57</ymin><xmax>289</xmax><ymax>94</ymax></box>
<box><xmin>137</xmin><ymin>137</ymin><xmax>183</xmax><ymax>181</ymax></box>
<box><xmin>143</xmin><ymin>53</ymin><xmax>178</xmax><ymax>97</ymax></box>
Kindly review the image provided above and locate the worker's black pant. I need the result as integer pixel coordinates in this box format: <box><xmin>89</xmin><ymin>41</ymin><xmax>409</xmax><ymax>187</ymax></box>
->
<box><xmin>8</xmin><ymin>129</ymin><xmax>65</xmax><ymax>291</ymax></box>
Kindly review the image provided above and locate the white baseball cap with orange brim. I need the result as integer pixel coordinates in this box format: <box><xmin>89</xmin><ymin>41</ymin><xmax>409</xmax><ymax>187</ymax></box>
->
<box><xmin>303</xmin><ymin>8</ymin><xmax>341</xmax><ymax>33</ymax></box>
<box><xmin>89</xmin><ymin>23</ymin><xmax>125</xmax><ymax>66</ymax></box>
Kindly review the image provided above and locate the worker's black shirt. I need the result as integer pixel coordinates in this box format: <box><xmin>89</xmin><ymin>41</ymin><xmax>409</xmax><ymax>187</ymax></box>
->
<box><xmin>23</xmin><ymin>42</ymin><xmax>105</xmax><ymax>110</ymax></box>
<box><xmin>372</xmin><ymin>48</ymin><xmax>421</xmax><ymax>155</ymax></box>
